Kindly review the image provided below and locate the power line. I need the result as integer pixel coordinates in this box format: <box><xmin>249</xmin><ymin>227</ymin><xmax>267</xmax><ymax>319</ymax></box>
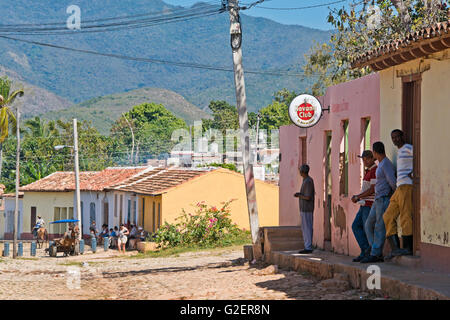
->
<box><xmin>240</xmin><ymin>0</ymin><xmax>268</xmax><ymax>10</ymax></box>
<box><xmin>0</xmin><ymin>2</ymin><xmax>222</xmax><ymax>28</ymax></box>
<box><xmin>253</xmin><ymin>0</ymin><xmax>348</xmax><ymax>10</ymax></box>
<box><xmin>0</xmin><ymin>5</ymin><xmax>225</xmax><ymax>36</ymax></box>
<box><xmin>0</xmin><ymin>35</ymin><xmax>316</xmax><ymax>78</ymax></box>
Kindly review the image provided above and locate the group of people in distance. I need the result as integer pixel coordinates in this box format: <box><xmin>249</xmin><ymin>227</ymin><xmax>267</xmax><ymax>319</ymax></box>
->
<box><xmin>295</xmin><ymin>129</ymin><xmax>414</xmax><ymax>263</ymax></box>
<box><xmin>91</xmin><ymin>221</ymin><xmax>147</xmax><ymax>254</ymax></box>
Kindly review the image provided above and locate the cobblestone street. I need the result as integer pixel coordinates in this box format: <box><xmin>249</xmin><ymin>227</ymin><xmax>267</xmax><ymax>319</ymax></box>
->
<box><xmin>0</xmin><ymin>246</ymin><xmax>384</xmax><ymax>300</ymax></box>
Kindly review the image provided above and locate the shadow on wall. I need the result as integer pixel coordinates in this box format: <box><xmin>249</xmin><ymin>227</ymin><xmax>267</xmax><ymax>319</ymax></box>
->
<box><xmin>333</xmin><ymin>205</ymin><xmax>347</xmax><ymax>239</ymax></box>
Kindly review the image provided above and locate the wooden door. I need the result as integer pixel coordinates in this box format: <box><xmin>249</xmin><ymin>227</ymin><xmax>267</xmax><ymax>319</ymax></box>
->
<box><xmin>402</xmin><ymin>74</ymin><xmax>421</xmax><ymax>255</ymax></box>
<box><xmin>324</xmin><ymin>131</ymin><xmax>332</xmax><ymax>242</ymax></box>
<box><xmin>30</xmin><ymin>207</ymin><xmax>36</xmax><ymax>232</ymax></box>
<box><xmin>299</xmin><ymin>136</ymin><xmax>307</xmax><ymax>166</ymax></box>
<box><xmin>119</xmin><ymin>195</ymin><xmax>123</xmax><ymax>224</ymax></box>
<box><xmin>103</xmin><ymin>201</ymin><xmax>109</xmax><ymax>227</ymax></box>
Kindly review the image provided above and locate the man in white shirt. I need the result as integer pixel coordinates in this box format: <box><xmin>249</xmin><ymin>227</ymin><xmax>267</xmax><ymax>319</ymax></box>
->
<box><xmin>33</xmin><ymin>216</ymin><xmax>45</xmax><ymax>237</ymax></box>
<box><xmin>383</xmin><ymin>129</ymin><xmax>414</xmax><ymax>258</ymax></box>
<box><xmin>36</xmin><ymin>216</ymin><xmax>45</xmax><ymax>228</ymax></box>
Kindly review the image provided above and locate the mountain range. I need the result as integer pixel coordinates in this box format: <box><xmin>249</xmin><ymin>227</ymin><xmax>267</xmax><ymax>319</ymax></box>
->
<box><xmin>0</xmin><ymin>0</ymin><xmax>331</xmax><ymax>122</ymax></box>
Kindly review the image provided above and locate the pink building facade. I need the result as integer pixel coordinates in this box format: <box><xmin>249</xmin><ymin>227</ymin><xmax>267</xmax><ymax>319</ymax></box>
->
<box><xmin>279</xmin><ymin>73</ymin><xmax>380</xmax><ymax>256</ymax></box>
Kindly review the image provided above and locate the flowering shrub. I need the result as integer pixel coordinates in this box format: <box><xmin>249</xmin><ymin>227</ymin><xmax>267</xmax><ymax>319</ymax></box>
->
<box><xmin>154</xmin><ymin>199</ymin><xmax>249</xmax><ymax>248</ymax></box>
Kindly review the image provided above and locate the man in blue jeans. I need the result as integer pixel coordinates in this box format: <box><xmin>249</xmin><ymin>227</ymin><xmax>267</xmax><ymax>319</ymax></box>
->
<box><xmin>294</xmin><ymin>164</ymin><xmax>315</xmax><ymax>254</ymax></box>
<box><xmin>361</xmin><ymin>142</ymin><xmax>397</xmax><ymax>263</ymax></box>
<box><xmin>351</xmin><ymin>150</ymin><xmax>377</xmax><ymax>262</ymax></box>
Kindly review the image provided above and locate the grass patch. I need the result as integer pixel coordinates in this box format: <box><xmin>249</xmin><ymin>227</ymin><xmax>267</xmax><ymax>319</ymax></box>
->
<box><xmin>58</xmin><ymin>261</ymin><xmax>83</xmax><ymax>267</ymax></box>
<box><xmin>17</xmin><ymin>257</ymin><xmax>39</xmax><ymax>261</ymax></box>
<box><xmin>58</xmin><ymin>260</ymin><xmax>106</xmax><ymax>266</ymax></box>
<box><xmin>127</xmin><ymin>236</ymin><xmax>251</xmax><ymax>260</ymax></box>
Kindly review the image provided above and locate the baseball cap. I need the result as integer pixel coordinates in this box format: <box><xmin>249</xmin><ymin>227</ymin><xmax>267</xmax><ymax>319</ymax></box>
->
<box><xmin>357</xmin><ymin>150</ymin><xmax>373</xmax><ymax>158</ymax></box>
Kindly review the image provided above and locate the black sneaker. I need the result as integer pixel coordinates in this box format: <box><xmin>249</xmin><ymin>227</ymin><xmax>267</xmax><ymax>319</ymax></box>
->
<box><xmin>360</xmin><ymin>255</ymin><xmax>384</xmax><ymax>263</ymax></box>
<box><xmin>352</xmin><ymin>255</ymin><xmax>365</xmax><ymax>262</ymax></box>
<box><xmin>298</xmin><ymin>249</ymin><xmax>313</xmax><ymax>254</ymax></box>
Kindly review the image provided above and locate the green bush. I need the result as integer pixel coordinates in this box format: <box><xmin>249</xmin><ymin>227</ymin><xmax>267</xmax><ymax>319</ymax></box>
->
<box><xmin>154</xmin><ymin>199</ymin><xmax>249</xmax><ymax>248</ymax></box>
<box><xmin>198</xmin><ymin>163</ymin><xmax>239</xmax><ymax>172</ymax></box>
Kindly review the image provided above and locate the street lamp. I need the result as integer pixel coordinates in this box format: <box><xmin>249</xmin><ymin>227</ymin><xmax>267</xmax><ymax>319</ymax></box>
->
<box><xmin>54</xmin><ymin>119</ymin><xmax>82</xmax><ymax>241</ymax></box>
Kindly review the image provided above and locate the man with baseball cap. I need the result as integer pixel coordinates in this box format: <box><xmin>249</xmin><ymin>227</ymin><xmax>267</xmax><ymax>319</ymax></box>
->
<box><xmin>351</xmin><ymin>150</ymin><xmax>377</xmax><ymax>262</ymax></box>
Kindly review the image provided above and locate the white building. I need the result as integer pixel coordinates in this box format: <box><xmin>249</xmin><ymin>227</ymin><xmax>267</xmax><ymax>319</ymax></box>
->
<box><xmin>0</xmin><ymin>193</ymin><xmax>24</xmax><ymax>240</ymax></box>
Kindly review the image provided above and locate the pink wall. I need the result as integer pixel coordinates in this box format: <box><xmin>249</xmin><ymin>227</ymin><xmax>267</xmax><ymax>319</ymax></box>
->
<box><xmin>279</xmin><ymin>73</ymin><xmax>380</xmax><ymax>256</ymax></box>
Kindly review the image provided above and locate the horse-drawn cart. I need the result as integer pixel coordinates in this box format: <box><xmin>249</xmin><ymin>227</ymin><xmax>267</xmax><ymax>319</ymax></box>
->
<box><xmin>46</xmin><ymin>219</ymin><xmax>81</xmax><ymax>257</ymax></box>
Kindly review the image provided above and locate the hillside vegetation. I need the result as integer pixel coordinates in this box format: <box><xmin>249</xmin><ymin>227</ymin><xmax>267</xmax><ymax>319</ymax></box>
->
<box><xmin>41</xmin><ymin>87</ymin><xmax>211</xmax><ymax>135</ymax></box>
<box><xmin>0</xmin><ymin>66</ymin><xmax>72</xmax><ymax>117</ymax></box>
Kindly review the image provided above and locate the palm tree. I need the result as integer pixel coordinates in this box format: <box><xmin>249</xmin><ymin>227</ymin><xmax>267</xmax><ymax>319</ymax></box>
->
<box><xmin>0</xmin><ymin>76</ymin><xmax>24</xmax><ymax>183</ymax></box>
<box><xmin>24</xmin><ymin>116</ymin><xmax>58</xmax><ymax>138</ymax></box>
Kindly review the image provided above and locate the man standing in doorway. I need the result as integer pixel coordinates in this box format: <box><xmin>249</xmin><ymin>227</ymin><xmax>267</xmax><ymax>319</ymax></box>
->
<box><xmin>351</xmin><ymin>150</ymin><xmax>377</xmax><ymax>262</ymax></box>
<box><xmin>383</xmin><ymin>129</ymin><xmax>414</xmax><ymax>258</ymax></box>
<box><xmin>361</xmin><ymin>142</ymin><xmax>397</xmax><ymax>263</ymax></box>
<box><xmin>294</xmin><ymin>164</ymin><xmax>315</xmax><ymax>254</ymax></box>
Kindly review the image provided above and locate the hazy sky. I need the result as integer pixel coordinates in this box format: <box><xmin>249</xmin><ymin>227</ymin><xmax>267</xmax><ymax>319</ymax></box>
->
<box><xmin>163</xmin><ymin>0</ymin><xmax>357</xmax><ymax>30</ymax></box>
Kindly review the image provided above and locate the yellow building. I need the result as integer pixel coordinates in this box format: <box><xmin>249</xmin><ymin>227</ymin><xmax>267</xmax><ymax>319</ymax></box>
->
<box><xmin>352</xmin><ymin>21</ymin><xmax>450</xmax><ymax>272</ymax></box>
<box><xmin>109</xmin><ymin>167</ymin><xmax>279</xmax><ymax>233</ymax></box>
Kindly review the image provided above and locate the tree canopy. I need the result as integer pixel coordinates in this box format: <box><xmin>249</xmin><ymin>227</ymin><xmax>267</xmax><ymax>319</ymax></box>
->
<box><xmin>303</xmin><ymin>0</ymin><xmax>449</xmax><ymax>95</ymax></box>
<box><xmin>110</xmin><ymin>102</ymin><xmax>187</xmax><ymax>162</ymax></box>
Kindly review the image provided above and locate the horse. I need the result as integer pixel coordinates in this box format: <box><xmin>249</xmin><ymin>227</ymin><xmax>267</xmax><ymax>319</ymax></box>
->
<box><xmin>59</xmin><ymin>224</ymin><xmax>81</xmax><ymax>256</ymax></box>
<box><xmin>36</xmin><ymin>227</ymin><xmax>48</xmax><ymax>249</ymax></box>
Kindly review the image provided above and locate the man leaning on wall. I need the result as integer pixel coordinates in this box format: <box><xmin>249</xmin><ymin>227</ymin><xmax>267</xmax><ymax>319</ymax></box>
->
<box><xmin>383</xmin><ymin>129</ymin><xmax>414</xmax><ymax>259</ymax></box>
<box><xmin>294</xmin><ymin>164</ymin><xmax>315</xmax><ymax>254</ymax></box>
<box><xmin>361</xmin><ymin>142</ymin><xmax>397</xmax><ymax>263</ymax></box>
<box><xmin>351</xmin><ymin>150</ymin><xmax>377</xmax><ymax>262</ymax></box>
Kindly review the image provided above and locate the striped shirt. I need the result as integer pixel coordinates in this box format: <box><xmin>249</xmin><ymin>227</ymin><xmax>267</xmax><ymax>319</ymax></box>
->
<box><xmin>360</xmin><ymin>164</ymin><xmax>377</xmax><ymax>207</ymax></box>
<box><xmin>397</xmin><ymin>143</ymin><xmax>413</xmax><ymax>187</ymax></box>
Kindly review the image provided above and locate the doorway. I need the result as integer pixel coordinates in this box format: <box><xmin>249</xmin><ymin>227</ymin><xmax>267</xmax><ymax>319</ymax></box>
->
<box><xmin>298</xmin><ymin>136</ymin><xmax>307</xmax><ymax>167</ymax></box>
<box><xmin>402</xmin><ymin>74</ymin><xmax>421</xmax><ymax>256</ymax></box>
<box><xmin>31</xmin><ymin>207</ymin><xmax>37</xmax><ymax>232</ymax></box>
<box><xmin>324</xmin><ymin>131</ymin><xmax>332</xmax><ymax>247</ymax></box>
<box><xmin>103</xmin><ymin>201</ymin><xmax>109</xmax><ymax>227</ymax></box>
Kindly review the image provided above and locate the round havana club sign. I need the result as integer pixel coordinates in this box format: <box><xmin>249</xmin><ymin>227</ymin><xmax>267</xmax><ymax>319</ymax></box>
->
<box><xmin>288</xmin><ymin>94</ymin><xmax>323</xmax><ymax>128</ymax></box>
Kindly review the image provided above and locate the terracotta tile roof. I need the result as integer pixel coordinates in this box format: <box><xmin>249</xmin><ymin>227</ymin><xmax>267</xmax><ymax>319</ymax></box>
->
<box><xmin>19</xmin><ymin>167</ymin><xmax>149</xmax><ymax>192</ymax></box>
<box><xmin>83</xmin><ymin>167</ymin><xmax>148</xmax><ymax>191</ymax></box>
<box><xmin>2</xmin><ymin>192</ymin><xmax>24</xmax><ymax>198</ymax></box>
<box><xmin>19</xmin><ymin>171</ymin><xmax>99</xmax><ymax>192</ymax></box>
<box><xmin>109</xmin><ymin>167</ymin><xmax>215</xmax><ymax>195</ymax></box>
<box><xmin>352</xmin><ymin>20</ymin><xmax>450</xmax><ymax>70</ymax></box>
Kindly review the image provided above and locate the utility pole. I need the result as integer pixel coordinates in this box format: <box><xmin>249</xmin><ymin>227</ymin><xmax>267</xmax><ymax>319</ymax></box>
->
<box><xmin>255</xmin><ymin>113</ymin><xmax>261</xmax><ymax>164</ymax></box>
<box><xmin>123</xmin><ymin>115</ymin><xmax>135</xmax><ymax>165</ymax></box>
<box><xmin>73</xmin><ymin>119</ymin><xmax>82</xmax><ymax>241</ymax></box>
<box><xmin>13</xmin><ymin>103</ymin><xmax>20</xmax><ymax>259</ymax></box>
<box><xmin>228</xmin><ymin>0</ymin><xmax>262</xmax><ymax>260</ymax></box>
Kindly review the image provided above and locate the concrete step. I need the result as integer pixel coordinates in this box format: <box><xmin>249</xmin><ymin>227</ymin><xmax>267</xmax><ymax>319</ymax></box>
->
<box><xmin>266</xmin><ymin>240</ymin><xmax>304</xmax><ymax>252</ymax></box>
<box><xmin>263</xmin><ymin>226</ymin><xmax>302</xmax><ymax>240</ymax></box>
<box><xmin>263</xmin><ymin>249</ymin><xmax>450</xmax><ymax>300</ymax></box>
